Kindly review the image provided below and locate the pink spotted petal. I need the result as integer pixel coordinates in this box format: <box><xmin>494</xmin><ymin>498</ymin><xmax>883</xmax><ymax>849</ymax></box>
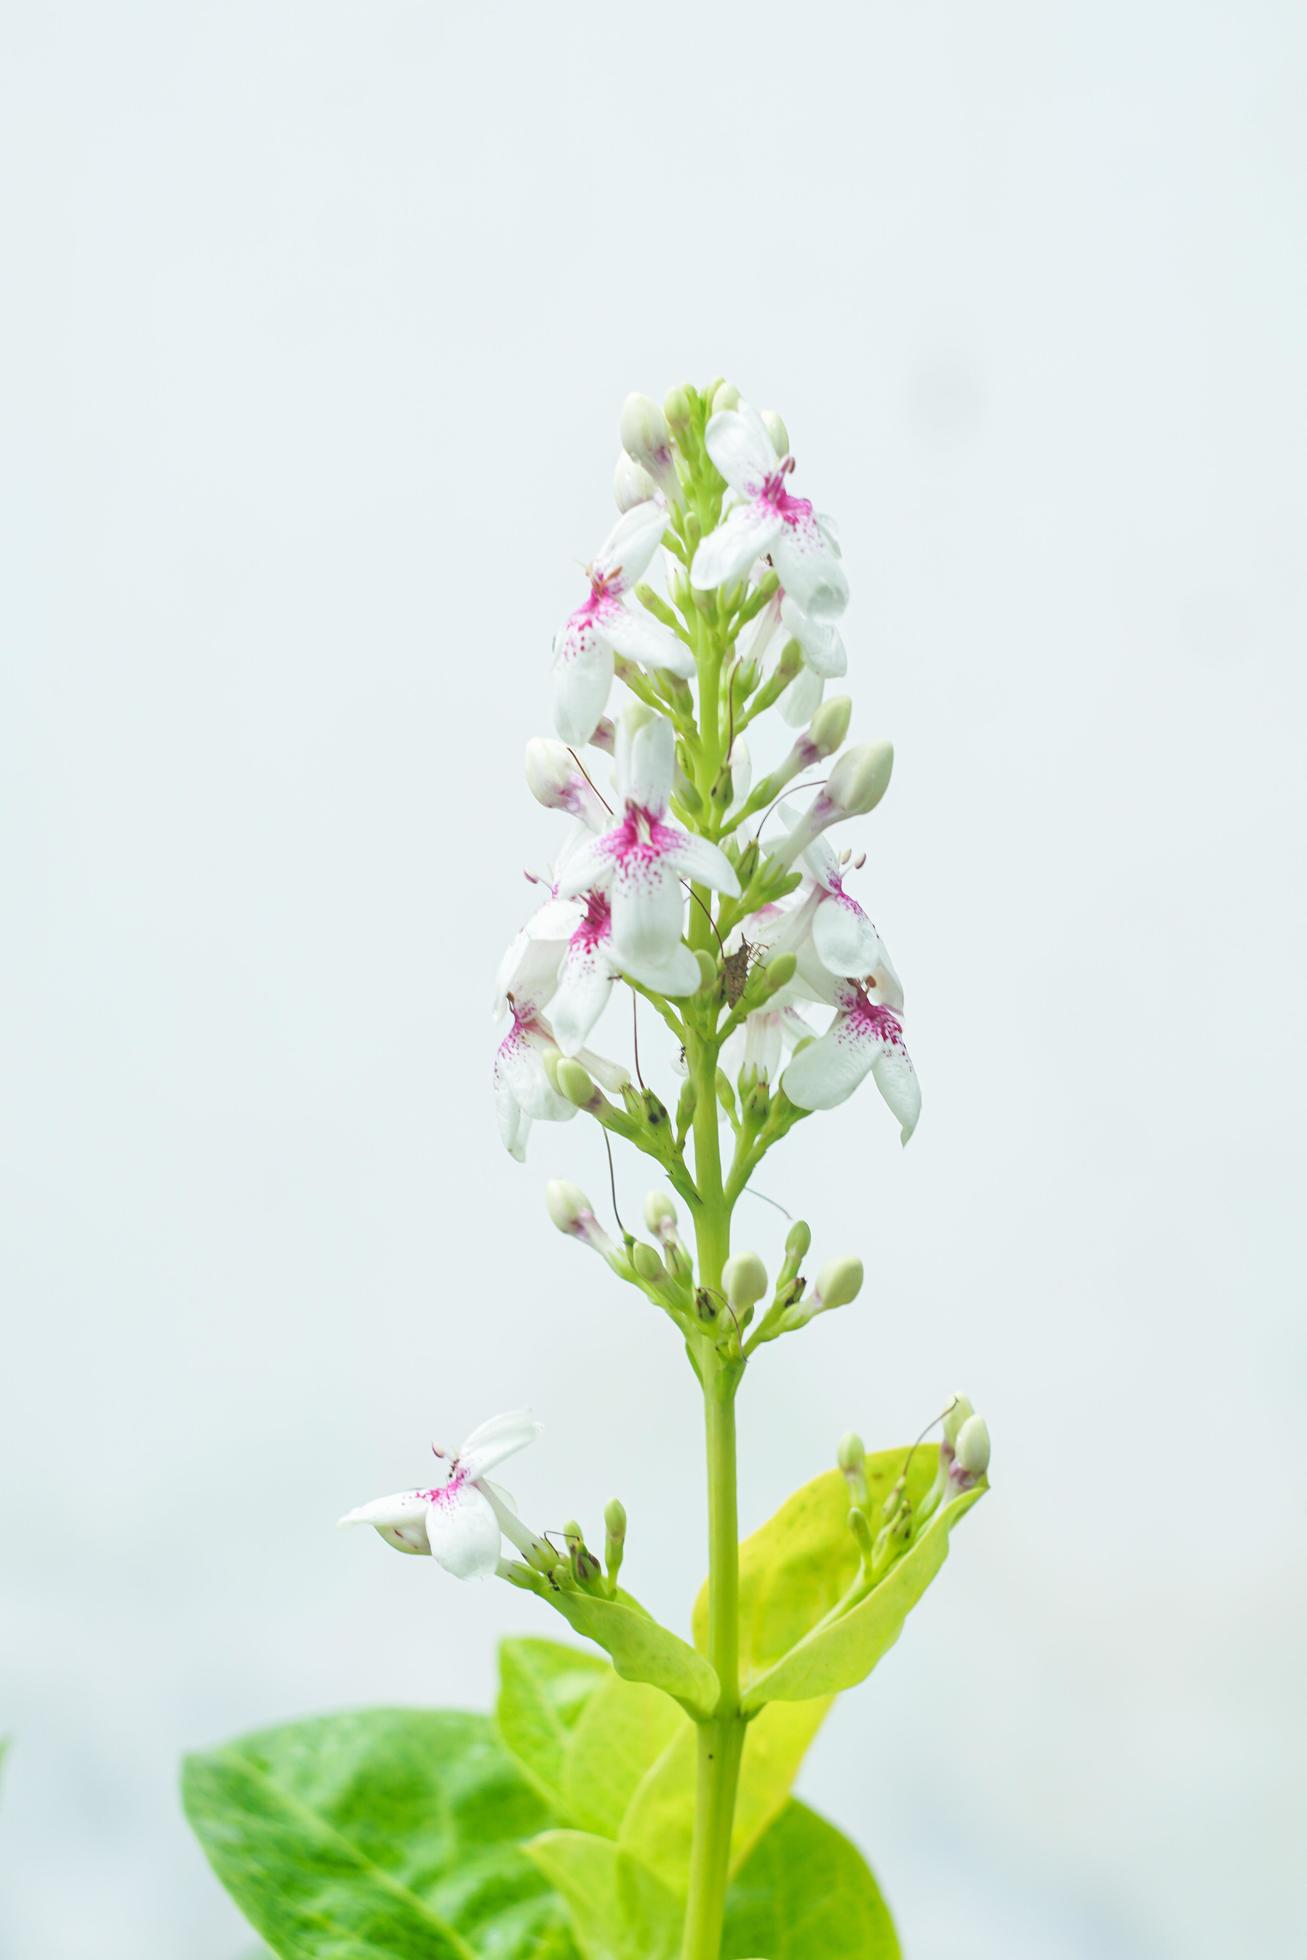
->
<box><xmin>423</xmin><ymin>1480</ymin><xmax>502</xmax><ymax>1580</ymax></box>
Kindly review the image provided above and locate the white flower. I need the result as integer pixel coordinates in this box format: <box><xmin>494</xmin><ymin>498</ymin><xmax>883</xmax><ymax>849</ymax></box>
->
<box><xmin>555</xmin><ymin>706</ymin><xmax>739</xmax><ymax>988</ymax></box>
<box><xmin>524</xmin><ymin>737</ymin><xmax>608</xmax><ymax>831</ymax></box>
<box><xmin>691</xmin><ymin>404</ymin><xmax>848</xmax><ymax>620</ymax></box>
<box><xmin>338</xmin><ymin>1410</ymin><xmax>542</xmax><ymax>1580</ymax></box>
<box><xmin>781</xmin><ymin>958</ymin><xmax>920</xmax><ymax>1140</ymax></box>
<box><xmin>492</xmin><ymin>932</ymin><xmax>627</xmax><ymax>1160</ymax></box>
<box><xmin>786</xmin><ymin>825</ymin><xmax>887</xmax><ymax>979</ymax></box>
<box><xmin>743</xmin><ymin>577</ymin><xmax>848</xmax><ymax>728</ymax></box>
<box><xmin>552</xmin><ymin>501</ymin><xmax>695</xmax><ymax>745</ymax></box>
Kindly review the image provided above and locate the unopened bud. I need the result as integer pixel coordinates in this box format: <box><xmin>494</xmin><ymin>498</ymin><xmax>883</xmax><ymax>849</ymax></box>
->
<box><xmin>784</xmin><ymin>1219</ymin><xmax>812</xmax><ymax>1266</ymax></box>
<box><xmin>806</xmin><ymin>694</ymin><xmax>852</xmax><ymax>760</ymax></box>
<box><xmin>815</xmin><ymin>1256</ymin><xmax>864</xmax><ymax>1312</ymax></box>
<box><xmin>524</xmin><ymin>737</ymin><xmax>605</xmax><ymax>829</ymax></box>
<box><xmin>545</xmin><ymin>1180</ymin><xmax>613</xmax><ymax>1257</ymax></box>
<box><xmin>826</xmin><ymin>740</ymin><xmax>894</xmax><ymax>818</ymax></box>
<box><xmin>663</xmin><ymin>384</ymin><xmax>693</xmax><ymax>433</ymax></box>
<box><xmin>711</xmin><ymin>380</ymin><xmax>741</xmax><ymax>413</ymax></box>
<box><xmin>643</xmin><ymin>1190</ymin><xmax>679</xmax><ymax>1244</ymax></box>
<box><xmin>954</xmin><ymin>1414</ymin><xmax>991</xmax><ymax>1482</ymax></box>
<box><xmin>631</xmin><ymin>1241</ymin><xmax>666</xmax><ymax>1284</ymax></box>
<box><xmin>942</xmin><ymin>1393</ymin><xmax>975</xmax><ymax>1453</ymax></box>
<box><xmin>723</xmin><ymin>1252</ymin><xmax>768</xmax><ymax>1311</ymax></box>
<box><xmin>761</xmin><ymin>950</ymin><xmax>797</xmax><ymax>998</ymax></box>
<box><xmin>603</xmin><ymin>1498</ymin><xmax>627</xmax><ymax>1590</ymax></box>
<box><xmin>848</xmin><ymin>1506</ymin><xmax>875</xmax><ymax>1561</ymax></box>
<box><xmin>715</xmin><ymin>1070</ymin><xmax>737</xmax><ymax>1118</ymax></box>
<box><xmin>761</xmin><ymin>408</ymin><xmax>790</xmax><ymax>457</ymax></box>
<box><xmin>676</xmin><ymin>1076</ymin><xmax>699</xmax><ymax>1135</ymax></box>
<box><xmin>556</xmin><ymin>1058</ymin><xmax>598</xmax><ymax>1108</ymax></box>
<box><xmin>734</xmin><ymin>838</ymin><xmax>760</xmax><ymax>890</ymax></box>
<box><xmin>620</xmin><ymin>392</ymin><xmax>677</xmax><ymax>498</ymax></box>
<box><xmin>837</xmin><ymin>1431</ymin><xmax>866</xmax><ymax>1476</ymax></box>
<box><xmin>613</xmin><ymin>450</ymin><xmax>657</xmax><ymax>512</ymax></box>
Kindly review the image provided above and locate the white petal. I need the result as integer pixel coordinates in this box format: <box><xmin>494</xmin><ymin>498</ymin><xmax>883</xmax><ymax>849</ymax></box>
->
<box><xmin>497</xmin><ymin>1027</ymin><xmax>575</xmax><ymax>1121</ymax></box>
<box><xmin>593</xmin><ymin>499</ymin><xmax>669</xmax><ymax>591</ymax></box>
<box><xmin>613</xmin><ymin>937</ymin><xmax>701</xmax><ymax>998</ymax></box>
<box><xmin>338</xmin><ymin>1489</ymin><xmax>431</xmax><ymax>1556</ymax></box>
<box><xmin>773</xmin><ymin>521</ymin><xmax>849</xmax><ymax>623</ymax></box>
<box><xmin>603</xmin><ymin>603</ymin><xmax>696</xmax><ymax>677</ymax></box>
<box><xmin>725</xmin><ymin>737</ymin><xmax>752</xmax><ymax>818</ymax></box>
<box><xmin>549</xmin><ymin>939</ymin><xmax>617</xmax><ymax>1055</ymax></box>
<box><xmin>704</xmin><ymin>403</ymin><xmax>778</xmax><ymax>497</ymax></box>
<box><xmin>617</xmin><ymin>709</ymin><xmax>675</xmax><ymax>814</ymax></box>
<box><xmin>553</xmin><ymin>622</ymin><xmax>614</xmax><ymax>746</ymax></box>
<box><xmin>424</xmin><ymin>1481</ymin><xmax>503</xmax><ymax>1580</ymax></box>
<box><xmin>691</xmin><ymin>501</ymin><xmax>782</xmax><ymax>593</ymax></box>
<box><xmin>528</xmin><ymin>893</ymin><xmax>585</xmax><ymax>941</ymax></box>
<box><xmin>794</xmin><ymin>823</ymin><xmax>841</xmax><ymax>892</ymax></box>
<box><xmin>781</xmin><ymin>594</ymin><xmax>847</xmax><ymax>679</ymax></box>
<box><xmin>812</xmin><ymin>890</ymin><xmax>886</xmax><ymax>977</ymax></box>
<box><xmin>781</xmin><ymin>1012</ymin><xmax>875</xmax><ymax>1110</ymax></box>
<box><xmin>660</xmin><ymin>829</ymin><xmax>741</xmax><ymax>896</ymax></box>
<box><xmin>871</xmin><ymin>1037</ymin><xmax>921</xmax><ymax>1143</ymax></box>
<box><xmin>459</xmin><ymin>1408</ymin><xmax>543</xmax><ymax>1480</ymax></box>
<box><xmin>498</xmin><ymin>932</ymin><xmax>566</xmax><ymax>1015</ymax></box>
<box><xmin>609</xmin><ymin>855</ymin><xmax>685</xmax><ymax>969</ymax></box>
<box><xmin>554</xmin><ymin>832</ymin><xmax>618</xmax><ymax>900</ymax></box>
<box><xmin>495</xmin><ymin>1071</ymin><xmax>530</xmax><ymax>1161</ymax></box>
<box><xmin>743</xmin><ymin>1009</ymin><xmax>784</xmax><ymax>1083</ymax></box>
<box><xmin>577</xmin><ymin>1045</ymin><xmax>631</xmax><ymax>1094</ymax></box>
<box><xmin>780</xmin><ymin>663</ymin><xmax>825</xmax><ymax>728</ymax></box>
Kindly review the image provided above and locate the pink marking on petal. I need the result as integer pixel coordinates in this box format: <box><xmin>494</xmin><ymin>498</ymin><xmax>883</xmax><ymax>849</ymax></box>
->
<box><xmin>571</xmin><ymin>888</ymin><xmax>612</xmax><ymax>951</ymax></box>
<box><xmin>606</xmin><ymin>804</ymin><xmax>680</xmax><ymax>870</ymax></box>
<box><xmin>759</xmin><ymin>457</ymin><xmax>815</xmax><ymax>531</ymax></box>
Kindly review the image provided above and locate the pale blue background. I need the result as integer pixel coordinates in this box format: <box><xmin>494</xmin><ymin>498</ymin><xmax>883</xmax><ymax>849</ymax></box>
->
<box><xmin>3</xmin><ymin>3</ymin><xmax>1304</xmax><ymax>1955</ymax></box>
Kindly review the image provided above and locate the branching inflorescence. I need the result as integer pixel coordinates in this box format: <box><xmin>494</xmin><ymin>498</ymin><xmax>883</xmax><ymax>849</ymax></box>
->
<box><xmin>338</xmin><ymin>380</ymin><xmax>992</xmax><ymax>1960</ymax></box>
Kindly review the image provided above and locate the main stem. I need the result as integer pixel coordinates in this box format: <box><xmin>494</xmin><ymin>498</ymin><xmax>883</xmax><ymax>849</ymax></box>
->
<box><xmin>681</xmin><ymin>586</ymin><xmax>746</xmax><ymax>1959</ymax></box>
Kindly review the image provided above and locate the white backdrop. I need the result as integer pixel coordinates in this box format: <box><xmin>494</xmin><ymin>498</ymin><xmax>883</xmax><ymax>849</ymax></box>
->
<box><xmin>3</xmin><ymin>4</ymin><xmax>1304</xmax><ymax>1955</ymax></box>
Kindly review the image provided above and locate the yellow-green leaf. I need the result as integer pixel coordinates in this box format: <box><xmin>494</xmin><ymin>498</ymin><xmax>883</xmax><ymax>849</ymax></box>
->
<box><xmin>548</xmin><ymin>1589</ymin><xmax>719</xmax><ymax>1719</ymax></box>
<box><xmin>496</xmin><ymin>1637</ymin><xmax>612</xmax><ymax>1812</ymax></box>
<box><xmin>525</xmin><ymin>1830</ymin><xmax>682</xmax><ymax>1960</ymax></box>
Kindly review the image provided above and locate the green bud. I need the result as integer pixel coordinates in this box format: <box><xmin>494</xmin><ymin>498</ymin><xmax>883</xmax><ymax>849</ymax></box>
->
<box><xmin>807</xmin><ymin>694</ymin><xmax>852</xmax><ymax>759</ymax></box>
<box><xmin>814</xmin><ymin>1256</ymin><xmax>864</xmax><ymax>1313</ymax></box>
<box><xmin>734</xmin><ymin>838</ymin><xmax>760</xmax><ymax>890</ymax></box>
<box><xmin>837</xmin><ymin>1431</ymin><xmax>866</xmax><ymax>1476</ymax></box>
<box><xmin>826</xmin><ymin>740</ymin><xmax>894</xmax><ymax>818</ymax></box>
<box><xmin>663</xmin><ymin>384</ymin><xmax>693</xmax><ymax>432</ymax></box>
<box><xmin>848</xmin><ymin>1506</ymin><xmax>875</xmax><ymax>1562</ymax></box>
<box><xmin>723</xmin><ymin>1251</ymin><xmax>768</xmax><ymax>1311</ymax></box>
<box><xmin>556</xmin><ymin>1058</ymin><xmax>597</xmax><ymax>1107</ymax></box>
<box><xmin>644</xmin><ymin>1189</ymin><xmax>679</xmax><ymax>1241</ymax></box>
<box><xmin>785</xmin><ymin>1219</ymin><xmax>812</xmax><ymax>1264</ymax></box>
<box><xmin>666</xmin><ymin>1241</ymin><xmax>692</xmax><ymax>1284</ymax></box>
<box><xmin>942</xmin><ymin>1392</ymin><xmax>975</xmax><ymax>1451</ymax></box>
<box><xmin>676</xmin><ymin>1075</ymin><xmax>699</xmax><ymax>1135</ymax></box>
<box><xmin>676</xmin><ymin>771</ymin><xmax>704</xmax><ymax>816</ymax></box>
<box><xmin>603</xmin><ymin>1498</ymin><xmax>627</xmax><ymax>1590</ymax></box>
<box><xmin>762</xmin><ymin>950</ymin><xmax>797</xmax><ymax>998</ymax></box>
<box><xmin>694</xmin><ymin>948</ymin><xmax>718</xmax><ymax>994</ymax></box>
<box><xmin>715</xmin><ymin>1070</ymin><xmax>737</xmax><ymax>1118</ymax></box>
<box><xmin>955</xmin><ymin>1414</ymin><xmax>991</xmax><ymax>1480</ymax></box>
<box><xmin>712</xmin><ymin>380</ymin><xmax>741</xmax><ymax>413</ymax></box>
<box><xmin>631</xmin><ymin>1241</ymin><xmax>666</xmax><ymax>1284</ymax></box>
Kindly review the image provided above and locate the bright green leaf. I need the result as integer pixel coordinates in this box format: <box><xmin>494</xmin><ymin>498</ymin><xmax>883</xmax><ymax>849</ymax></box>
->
<box><xmin>496</xmin><ymin>1637</ymin><xmax>612</xmax><ymax>1812</ymax></box>
<box><xmin>525</xmin><ymin>1831</ymin><xmax>682</xmax><ymax>1960</ymax></box>
<box><xmin>743</xmin><ymin>1488</ymin><xmax>984</xmax><ymax>1707</ymax></box>
<box><xmin>560</xmin><ymin>1674</ymin><xmax>683</xmax><ymax>1838</ymax></box>
<box><xmin>722</xmin><ymin>1799</ymin><xmax>900</xmax><ymax>1958</ymax></box>
<box><xmin>547</xmin><ymin>1589</ymin><xmax>719</xmax><ymax>1719</ymax></box>
<box><xmin>693</xmin><ymin>1447</ymin><xmax>985</xmax><ymax>1706</ymax></box>
<box><xmin>183</xmin><ymin>1708</ymin><xmax>579</xmax><ymax>1960</ymax></box>
<box><xmin>619</xmin><ymin>1697</ymin><xmax>831</xmax><ymax>1896</ymax></box>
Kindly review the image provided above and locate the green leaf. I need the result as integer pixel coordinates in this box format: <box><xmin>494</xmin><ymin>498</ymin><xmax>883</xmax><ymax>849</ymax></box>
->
<box><xmin>618</xmin><ymin>1698</ymin><xmax>831</xmax><ymax>1896</ymax></box>
<box><xmin>722</xmin><ymin>1799</ymin><xmax>900</xmax><ymax>1958</ymax></box>
<box><xmin>525</xmin><ymin>1831</ymin><xmax>682</xmax><ymax>1960</ymax></box>
<box><xmin>560</xmin><ymin>1674</ymin><xmax>683</xmax><ymax>1838</ymax></box>
<box><xmin>495</xmin><ymin>1638</ymin><xmax>612</xmax><ymax>1812</ymax></box>
<box><xmin>183</xmin><ymin>1708</ymin><xmax>579</xmax><ymax>1960</ymax></box>
<box><xmin>547</xmin><ymin>1589</ymin><xmax>719</xmax><ymax>1719</ymax></box>
<box><xmin>692</xmin><ymin>1447</ymin><xmax>985</xmax><ymax>1707</ymax></box>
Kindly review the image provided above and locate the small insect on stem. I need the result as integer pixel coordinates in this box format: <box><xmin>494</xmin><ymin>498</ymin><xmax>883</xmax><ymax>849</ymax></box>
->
<box><xmin>721</xmin><ymin>937</ymin><xmax>765</xmax><ymax>1006</ymax></box>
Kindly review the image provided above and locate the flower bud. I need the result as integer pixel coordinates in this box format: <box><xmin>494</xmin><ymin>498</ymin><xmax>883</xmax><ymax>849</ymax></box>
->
<box><xmin>549</xmin><ymin>1185</ymin><xmax>618</xmax><ymax>1262</ymax></box>
<box><xmin>663</xmin><ymin>384</ymin><xmax>693</xmax><ymax>434</ymax></box>
<box><xmin>613</xmin><ymin>450</ymin><xmax>657</xmax><ymax>512</ymax></box>
<box><xmin>826</xmin><ymin>741</ymin><xmax>894</xmax><ymax>818</ymax></box>
<box><xmin>555</xmin><ymin>1058</ymin><xmax>598</xmax><ymax>1108</ymax></box>
<box><xmin>761</xmin><ymin>408</ymin><xmax>790</xmax><ymax>457</ymax></box>
<box><xmin>631</xmin><ymin>1241</ymin><xmax>666</xmax><ymax>1284</ymax></box>
<box><xmin>723</xmin><ymin>1252</ymin><xmax>768</xmax><ymax>1311</ymax></box>
<box><xmin>712</xmin><ymin>380</ymin><xmax>741</xmax><ymax>413</ymax></box>
<box><xmin>954</xmin><ymin>1414</ymin><xmax>991</xmax><ymax>1481</ymax></box>
<box><xmin>806</xmin><ymin>694</ymin><xmax>852</xmax><ymax>760</ymax></box>
<box><xmin>811</xmin><ymin>1256</ymin><xmax>864</xmax><ymax>1315</ymax></box>
<box><xmin>942</xmin><ymin>1392</ymin><xmax>975</xmax><ymax>1452</ymax></box>
<box><xmin>848</xmin><ymin>1506</ymin><xmax>875</xmax><ymax>1562</ymax></box>
<box><xmin>716</xmin><ymin>1070</ymin><xmax>737</xmax><ymax>1119</ymax></box>
<box><xmin>603</xmin><ymin>1498</ymin><xmax>627</xmax><ymax>1590</ymax></box>
<box><xmin>644</xmin><ymin>1190</ymin><xmax>679</xmax><ymax>1245</ymax></box>
<box><xmin>837</xmin><ymin>1431</ymin><xmax>866</xmax><ymax>1476</ymax></box>
<box><xmin>591</xmin><ymin>716</ymin><xmax>616</xmax><ymax>755</ymax></box>
<box><xmin>761</xmin><ymin>950</ymin><xmax>797</xmax><ymax>998</ymax></box>
<box><xmin>620</xmin><ymin>392</ymin><xmax>676</xmax><ymax>492</ymax></box>
<box><xmin>524</xmin><ymin>737</ymin><xmax>606</xmax><ymax>829</ymax></box>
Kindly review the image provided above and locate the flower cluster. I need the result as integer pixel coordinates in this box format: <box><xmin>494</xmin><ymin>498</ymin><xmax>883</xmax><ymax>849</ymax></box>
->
<box><xmin>492</xmin><ymin>384</ymin><xmax>920</xmax><ymax>1164</ymax></box>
